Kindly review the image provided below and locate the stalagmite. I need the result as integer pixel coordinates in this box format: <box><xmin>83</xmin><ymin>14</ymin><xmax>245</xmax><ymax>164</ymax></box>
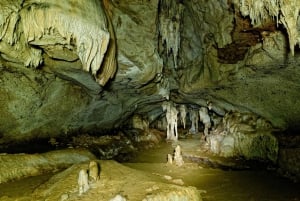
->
<box><xmin>199</xmin><ymin>107</ymin><xmax>211</xmax><ymax>139</ymax></box>
<box><xmin>78</xmin><ymin>169</ymin><xmax>89</xmax><ymax>196</ymax></box>
<box><xmin>173</xmin><ymin>145</ymin><xmax>184</xmax><ymax>166</ymax></box>
<box><xmin>178</xmin><ymin>104</ymin><xmax>187</xmax><ymax>129</ymax></box>
<box><xmin>167</xmin><ymin>153</ymin><xmax>173</xmax><ymax>164</ymax></box>
<box><xmin>189</xmin><ymin>109</ymin><xmax>199</xmax><ymax>134</ymax></box>
<box><xmin>88</xmin><ymin>160</ymin><xmax>100</xmax><ymax>182</ymax></box>
<box><xmin>109</xmin><ymin>194</ymin><xmax>127</xmax><ymax>201</ymax></box>
<box><xmin>162</xmin><ymin>101</ymin><xmax>178</xmax><ymax>141</ymax></box>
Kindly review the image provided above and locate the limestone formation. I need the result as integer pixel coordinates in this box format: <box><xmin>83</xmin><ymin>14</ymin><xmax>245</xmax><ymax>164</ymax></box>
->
<box><xmin>0</xmin><ymin>0</ymin><xmax>116</xmax><ymax>85</ymax></box>
<box><xmin>88</xmin><ymin>160</ymin><xmax>100</xmax><ymax>182</ymax></box>
<box><xmin>132</xmin><ymin>114</ymin><xmax>149</xmax><ymax>132</ymax></box>
<box><xmin>189</xmin><ymin>108</ymin><xmax>199</xmax><ymax>134</ymax></box>
<box><xmin>167</xmin><ymin>153</ymin><xmax>173</xmax><ymax>165</ymax></box>
<box><xmin>158</xmin><ymin>0</ymin><xmax>184</xmax><ymax>69</ymax></box>
<box><xmin>60</xmin><ymin>194</ymin><xmax>69</xmax><ymax>201</ymax></box>
<box><xmin>199</xmin><ymin>107</ymin><xmax>211</xmax><ymax>138</ymax></box>
<box><xmin>158</xmin><ymin>76</ymin><xmax>171</xmax><ymax>100</ymax></box>
<box><xmin>0</xmin><ymin>0</ymin><xmax>299</xmax><ymax>181</ymax></box>
<box><xmin>97</xmin><ymin>0</ymin><xmax>117</xmax><ymax>86</ymax></box>
<box><xmin>78</xmin><ymin>169</ymin><xmax>90</xmax><ymax>196</ymax></box>
<box><xmin>173</xmin><ymin>145</ymin><xmax>184</xmax><ymax>167</ymax></box>
<box><xmin>142</xmin><ymin>186</ymin><xmax>201</xmax><ymax>201</ymax></box>
<box><xmin>31</xmin><ymin>161</ymin><xmax>203</xmax><ymax>201</ymax></box>
<box><xmin>233</xmin><ymin>0</ymin><xmax>300</xmax><ymax>56</ymax></box>
<box><xmin>178</xmin><ymin>104</ymin><xmax>187</xmax><ymax>129</ymax></box>
<box><xmin>0</xmin><ymin>0</ymin><xmax>297</xmax><ymax>147</ymax></box>
<box><xmin>0</xmin><ymin>149</ymin><xmax>96</xmax><ymax>184</ymax></box>
<box><xmin>109</xmin><ymin>194</ymin><xmax>127</xmax><ymax>201</ymax></box>
<box><xmin>208</xmin><ymin>111</ymin><xmax>278</xmax><ymax>162</ymax></box>
<box><xmin>162</xmin><ymin>101</ymin><xmax>178</xmax><ymax>141</ymax></box>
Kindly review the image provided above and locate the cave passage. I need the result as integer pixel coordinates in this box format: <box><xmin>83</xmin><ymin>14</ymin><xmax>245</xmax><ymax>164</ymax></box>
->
<box><xmin>1</xmin><ymin>132</ymin><xmax>299</xmax><ymax>201</ymax></box>
<box><xmin>0</xmin><ymin>0</ymin><xmax>300</xmax><ymax>200</ymax></box>
<box><xmin>124</xmin><ymin>135</ymin><xmax>300</xmax><ymax>201</ymax></box>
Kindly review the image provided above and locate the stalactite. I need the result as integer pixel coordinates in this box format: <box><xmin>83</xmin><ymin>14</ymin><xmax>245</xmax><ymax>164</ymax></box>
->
<box><xmin>158</xmin><ymin>0</ymin><xmax>184</xmax><ymax>69</ymax></box>
<box><xmin>20</xmin><ymin>1</ymin><xmax>111</xmax><ymax>82</ymax></box>
<box><xmin>0</xmin><ymin>0</ymin><xmax>116</xmax><ymax>86</ymax></box>
<box><xmin>235</xmin><ymin>0</ymin><xmax>300</xmax><ymax>56</ymax></box>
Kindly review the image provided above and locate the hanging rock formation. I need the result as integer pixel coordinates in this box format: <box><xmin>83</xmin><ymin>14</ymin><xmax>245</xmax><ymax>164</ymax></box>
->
<box><xmin>0</xmin><ymin>0</ymin><xmax>300</xmax><ymax>179</ymax></box>
<box><xmin>0</xmin><ymin>0</ymin><xmax>116</xmax><ymax>85</ymax></box>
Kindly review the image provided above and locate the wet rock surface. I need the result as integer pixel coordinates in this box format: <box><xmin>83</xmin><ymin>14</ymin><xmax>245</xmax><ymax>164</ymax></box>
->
<box><xmin>0</xmin><ymin>149</ymin><xmax>96</xmax><ymax>184</ymax></box>
<box><xmin>0</xmin><ymin>1</ymin><xmax>299</xmax><ymax>198</ymax></box>
<box><xmin>0</xmin><ymin>0</ymin><xmax>299</xmax><ymax>147</ymax></box>
<box><xmin>0</xmin><ymin>160</ymin><xmax>202</xmax><ymax>201</ymax></box>
<box><xmin>0</xmin><ymin>133</ymin><xmax>299</xmax><ymax>201</ymax></box>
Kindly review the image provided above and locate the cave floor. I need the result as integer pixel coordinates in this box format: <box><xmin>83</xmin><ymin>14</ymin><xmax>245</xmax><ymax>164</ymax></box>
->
<box><xmin>125</xmin><ymin>133</ymin><xmax>300</xmax><ymax>201</ymax></box>
<box><xmin>0</xmin><ymin>134</ymin><xmax>300</xmax><ymax>201</ymax></box>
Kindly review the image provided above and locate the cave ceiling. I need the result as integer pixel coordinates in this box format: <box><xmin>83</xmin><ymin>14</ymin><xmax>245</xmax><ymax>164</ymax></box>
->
<box><xmin>0</xmin><ymin>0</ymin><xmax>300</xmax><ymax>143</ymax></box>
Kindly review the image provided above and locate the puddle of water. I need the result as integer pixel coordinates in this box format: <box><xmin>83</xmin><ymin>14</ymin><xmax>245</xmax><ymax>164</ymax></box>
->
<box><xmin>0</xmin><ymin>137</ymin><xmax>299</xmax><ymax>201</ymax></box>
<box><xmin>0</xmin><ymin>173</ymin><xmax>54</xmax><ymax>198</ymax></box>
<box><xmin>124</xmin><ymin>139</ymin><xmax>300</xmax><ymax>201</ymax></box>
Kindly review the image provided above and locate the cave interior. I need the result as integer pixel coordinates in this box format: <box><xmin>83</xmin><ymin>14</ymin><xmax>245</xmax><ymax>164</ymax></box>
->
<box><xmin>0</xmin><ymin>0</ymin><xmax>300</xmax><ymax>200</ymax></box>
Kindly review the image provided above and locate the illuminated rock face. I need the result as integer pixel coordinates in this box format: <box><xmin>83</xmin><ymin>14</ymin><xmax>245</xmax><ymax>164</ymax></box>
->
<box><xmin>0</xmin><ymin>0</ymin><xmax>300</xmax><ymax>169</ymax></box>
<box><xmin>158</xmin><ymin>0</ymin><xmax>184</xmax><ymax>69</ymax></box>
<box><xmin>162</xmin><ymin>101</ymin><xmax>178</xmax><ymax>141</ymax></box>
<box><xmin>0</xmin><ymin>0</ymin><xmax>116</xmax><ymax>85</ymax></box>
<box><xmin>178</xmin><ymin>104</ymin><xmax>187</xmax><ymax>129</ymax></box>
<box><xmin>233</xmin><ymin>0</ymin><xmax>300</xmax><ymax>56</ymax></box>
<box><xmin>209</xmin><ymin>111</ymin><xmax>278</xmax><ymax>162</ymax></box>
<box><xmin>0</xmin><ymin>0</ymin><xmax>117</xmax><ymax>142</ymax></box>
<box><xmin>0</xmin><ymin>0</ymin><xmax>163</xmax><ymax>142</ymax></box>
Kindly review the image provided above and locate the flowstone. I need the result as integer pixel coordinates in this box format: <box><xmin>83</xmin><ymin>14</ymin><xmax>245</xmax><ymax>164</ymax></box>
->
<box><xmin>208</xmin><ymin>111</ymin><xmax>278</xmax><ymax>162</ymax></box>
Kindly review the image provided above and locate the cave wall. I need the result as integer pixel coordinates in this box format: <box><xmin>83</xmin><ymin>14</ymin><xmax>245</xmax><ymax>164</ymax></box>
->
<box><xmin>179</xmin><ymin>0</ymin><xmax>234</xmax><ymax>89</ymax></box>
<box><xmin>0</xmin><ymin>0</ymin><xmax>300</xmax><ymax>146</ymax></box>
<box><xmin>0</xmin><ymin>66</ymin><xmax>89</xmax><ymax>143</ymax></box>
<box><xmin>0</xmin><ymin>0</ymin><xmax>165</xmax><ymax>143</ymax></box>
